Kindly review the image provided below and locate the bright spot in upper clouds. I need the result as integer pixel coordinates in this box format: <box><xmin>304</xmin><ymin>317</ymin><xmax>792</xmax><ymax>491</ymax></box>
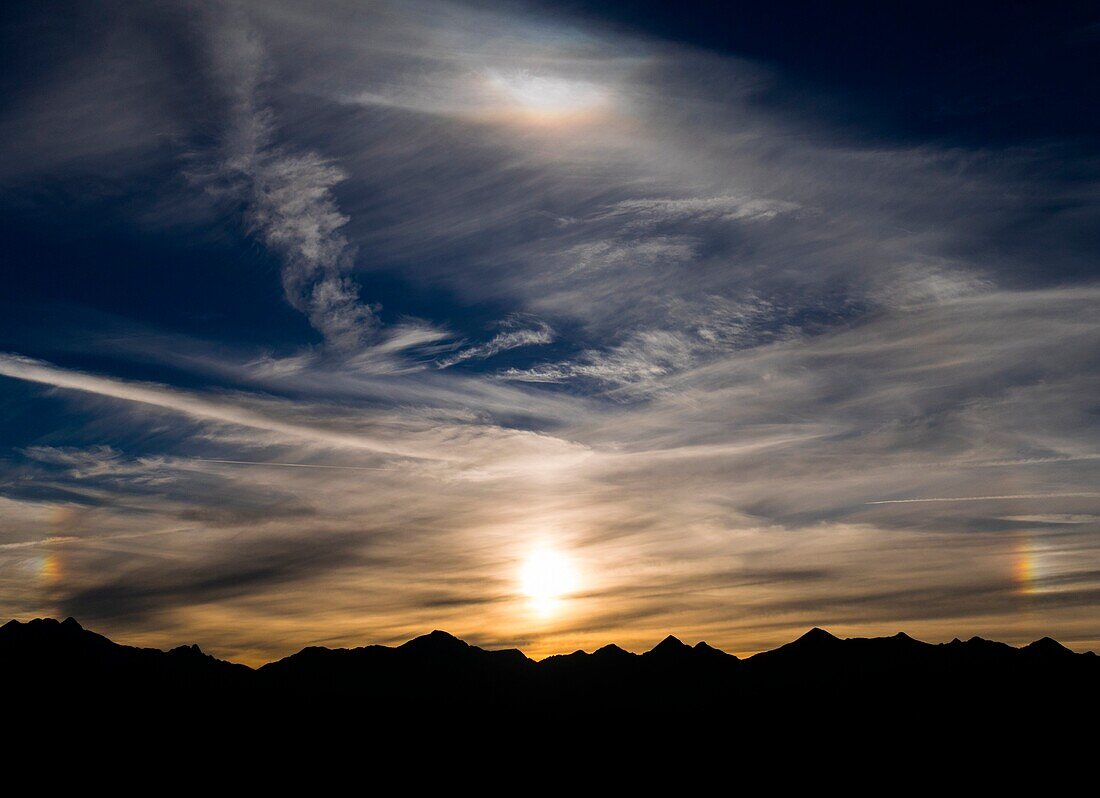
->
<box><xmin>485</xmin><ymin>69</ymin><xmax>608</xmax><ymax>123</ymax></box>
<box><xmin>520</xmin><ymin>548</ymin><xmax>578</xmax><ymax>615</ymax></box>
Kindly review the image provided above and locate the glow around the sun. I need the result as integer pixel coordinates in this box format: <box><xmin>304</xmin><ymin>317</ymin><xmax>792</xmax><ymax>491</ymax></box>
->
<box><xmin>519</xmin><ymin>548</ymin><xmax>579</xmax><ymax>616</ymax></box>
<box><xmin>484</xmin><ymin>69</ymin><xmax>609</xmax><ymax>124</ymax></box>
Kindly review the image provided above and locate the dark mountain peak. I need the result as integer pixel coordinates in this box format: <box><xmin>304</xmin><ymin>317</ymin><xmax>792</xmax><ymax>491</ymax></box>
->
<box><xmin>693</xmin><ymin>641</ymin><xmax>739</xmax><ymax>661</ymax></box>
<box><xmin>883</xmin><ymin>631</ymin><xmax>932</xmax><ymax>650</ymax></box>
<box><xmin>169</xmin><ymin>643</ymin><xmax>206</xmax><ymax>658</ymax></box>
<box><xmin>428</xmin><ymin>630</ymin><xmax>459</xmax><ymax>640</ymax></box>
<box><xmin>593</xmin><ymin>643</ymin><xmax>633</xmax><ymax>658</ymax></box>
<box><xmin>647</xmin><ymin>635</ymin><xmax>690</xmax><ymax>657</ymax></box>
<box><xmin>1</xmin><ymin>617</ymin><xmax>49</xmax><ymax>632</ymax></box>
<box><xmin>489</xmin><ymin>647</ymin><xmax>532</xmax><ymax>665</ymax></box>
<box><xmin>7</xmin><ymin>617</ymin><xmax>79</xmax><ymax>632</ymax></box>
<box><xmin>1021</xmin><ymin>637</ymin><xmax>1073</xmax><ymax>657</ymax></box>
<box><xmin>0</xmin><ymin>618</ymin><xmax>31</xmax><ymax>637</ymax></box>
<box><xmin>306</xmin><ymin>644</ymin><xmax>342</xmax><ymax>654</ymax></box>
<box><xmin>400</xmin><ymin>630</ymin><xmax>470</xmax><ymax>655</ymax></box>
<box><xmin>746</xmin><ymin>627</ymin><xmax>842</xmax><ymax>664</ymax></box>
<box><xmin>797</xmin><ymin>627</ymin><xmax>840</xmax><ymax>645</ymax></box>
<box><xmin>969</xmin><ymin>635</ymin><xmax>1016</xmax><ymax>648</ymax></box>
<box><xmin>949</xmin><ymin>636</ymin><xmax>1017</xmax><ymax>658</ymax></box>
<box><xmin>1</xmin><ymin>616</ymin><xmax>105</xmax><ymax>646</ymax></box>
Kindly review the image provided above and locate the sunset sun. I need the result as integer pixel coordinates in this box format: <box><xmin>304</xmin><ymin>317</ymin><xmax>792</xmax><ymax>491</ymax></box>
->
<box><xmin>519</xmin><ymin>549</ymin><xmax>578</xmax><ymax>615</ymax></box>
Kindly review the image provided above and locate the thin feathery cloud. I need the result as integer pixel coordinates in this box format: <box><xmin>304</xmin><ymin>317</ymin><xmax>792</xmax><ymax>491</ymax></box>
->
<box><xmin>437</xmin><ymin>317</ymin><xmax>554</xmax><ymax>368</ymax></box>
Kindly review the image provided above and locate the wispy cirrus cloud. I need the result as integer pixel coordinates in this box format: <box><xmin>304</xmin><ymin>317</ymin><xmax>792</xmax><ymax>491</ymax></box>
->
<box><xmin>192</xmin><ymin>10</ymin><xmax>378</xmax><ymax>352</ymax></box>
<box><xmin>437</xmin><ymin>317</ymin><xmax>554</xmax><ymax>368</ymax></box>
<box><xmin>596</xmin><ymin>195</ymin><xmax>802</xmax><ymax>229</ymax></box>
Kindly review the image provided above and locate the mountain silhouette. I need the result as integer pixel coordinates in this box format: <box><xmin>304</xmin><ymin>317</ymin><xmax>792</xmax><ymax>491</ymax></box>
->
<box><xmin>645</xmin><ymin>634</ymin><xmax>691</xmax><ymax>658</ymax></box>
<box><xmin>2</xmin><ymin>617</ymin><xmax>1097</xmax><ymax>718</ymax></box>
<box><xmin>0</xmin><ymin>617</ymin><xmax>251</xmax><ymax>693</ymax></box>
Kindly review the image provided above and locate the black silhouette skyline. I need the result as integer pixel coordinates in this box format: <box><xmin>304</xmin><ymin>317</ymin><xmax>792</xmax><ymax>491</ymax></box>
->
<box><xmin>4</xmin><ymin>617</ymin><xmax>1096</xmax><ymax>715</ymax></box>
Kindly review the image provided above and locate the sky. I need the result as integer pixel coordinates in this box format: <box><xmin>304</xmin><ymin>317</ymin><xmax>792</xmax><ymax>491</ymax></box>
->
<box><xmin>1</xmin><ymin>0</ymin><xmax>1099</xmax><ymax>664</ymax></box>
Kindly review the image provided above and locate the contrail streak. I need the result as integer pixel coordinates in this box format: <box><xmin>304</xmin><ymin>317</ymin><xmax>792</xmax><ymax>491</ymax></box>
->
<box><xmin>0</xmin><ymin>536</ymin><xmax>80</xmax><ymax>550</ymax></box>
<box><xmin>966</xmin><ymin>454</ymin><xmax>1100</xmax><ymax>467</ymax></box>
<box><xmin>192</xmin><ymin>458</ymin><xmax>388</xmax><ymax>471</ymax></box>
<box><xmin>0</xmin><ymin>353</ymin><xmax>440</xmax><ymax>460</ymax></box>
<box><xmin>867</xmin><ymin>492</ymin><xmax>1100</xmax><ymax>505</ymax></box>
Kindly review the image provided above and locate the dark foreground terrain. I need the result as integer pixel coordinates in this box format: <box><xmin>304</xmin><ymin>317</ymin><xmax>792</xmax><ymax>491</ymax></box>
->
<box><xmin>3</xmin><ymin>617</ymin><xmax>1096</xmax><ymax>717</ymax></box>
<box><xmin>7</xmin><ymin>617</ymin><xmax>1094</xmax><ymax>780</ymax></box>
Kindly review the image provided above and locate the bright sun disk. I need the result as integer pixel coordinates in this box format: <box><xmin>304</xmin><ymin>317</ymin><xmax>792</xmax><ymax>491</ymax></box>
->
<box><xmin>519</xmin><ymin>549</ymin><xmax>577</xmax><ymax>614</ymax></box>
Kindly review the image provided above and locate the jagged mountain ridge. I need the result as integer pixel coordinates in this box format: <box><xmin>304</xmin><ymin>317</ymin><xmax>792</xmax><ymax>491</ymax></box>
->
<box><xmin>2</xmin><ymin>617</ymin><xmax>1096</xmax><ymax>710</ymax></box>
